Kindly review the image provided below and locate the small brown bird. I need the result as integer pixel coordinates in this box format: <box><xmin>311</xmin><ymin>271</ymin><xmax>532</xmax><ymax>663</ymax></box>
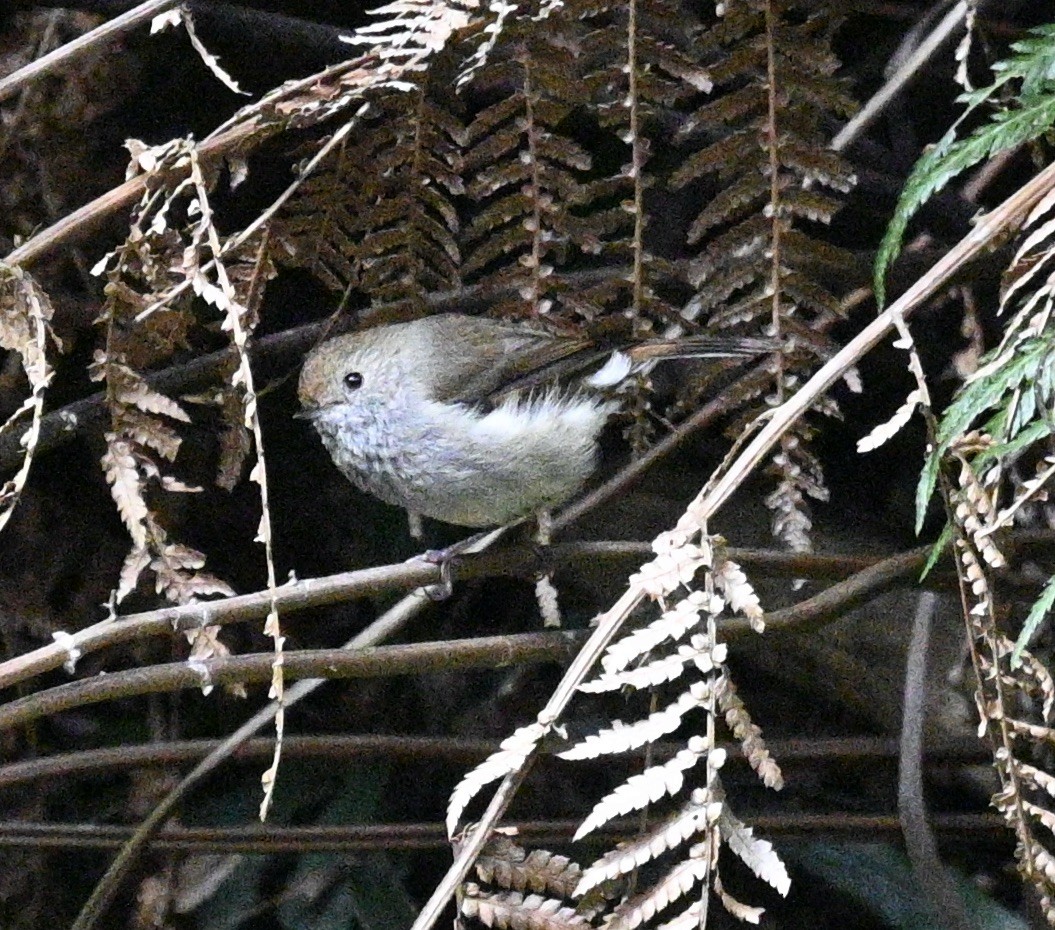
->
<box><xmin>297</xmin><ymin>313</ymin><xmax>771</xmax><ymax>528</ymax></box>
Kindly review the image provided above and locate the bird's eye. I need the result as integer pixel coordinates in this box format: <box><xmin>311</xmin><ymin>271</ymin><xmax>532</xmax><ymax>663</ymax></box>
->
<box><xmin>344</xmin><ymin>372</ymin><xmax>363</xmax><ymax>391</ymax></box>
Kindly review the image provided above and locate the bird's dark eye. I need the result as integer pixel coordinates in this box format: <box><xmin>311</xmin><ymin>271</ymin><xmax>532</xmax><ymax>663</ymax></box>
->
<box><xmin>344</xmin><ymin>372</ymin><xmax>363</xmax><ymax>391</ymax></box>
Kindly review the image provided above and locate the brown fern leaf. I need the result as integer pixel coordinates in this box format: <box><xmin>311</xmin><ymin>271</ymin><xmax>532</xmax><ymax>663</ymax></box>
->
<box><xmin>668</xmin><ymin>1</ymin><xmax>857</xmax><ymax>551</ymax></box>
<box><xmin>275</xmin><ymin>84</ymin><xmax>464</xmax><ymax>309</ymax></box>
<box><xmin>461</xmin><ymin>886</ymin><xmax>593</xmax><ymax>930</ymax></box>
<box><xmin>0</xmin><ymin>265</ymin><xmax>57</xmax><ymax>536</ymax></box>
<box><xmin>91</xmin><ymin>140</ymin><xmax>237</xmax><ymax>614</ymax></box>
<box><xmin>208</xmin><ymin>230</ymin><xmax>279</xmax><ymax>490</ymax></box>
<box><xmin>476</xmin><ymin>834</ymin><xmax>585</xmax><ymax>901</ymax></box>
<box><xmin>574</xmin><ymin>0</ymin><xmax>712</xmax><ymax>332</ymax></box>
<box><xmin>459</xmin><ymin>20</ymin><xmax>596</xmax><ymax>322</ymax></box>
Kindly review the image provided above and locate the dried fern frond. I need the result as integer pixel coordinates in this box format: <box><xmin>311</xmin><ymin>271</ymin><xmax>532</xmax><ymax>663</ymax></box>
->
<box><xmin>448</xmin><ymin>721</ymin><xmax>549</xmax><ymax>836</ymax></box>
<box><xmin>475</xmin><ymin>834</ymin><xmax>586</xmax><ymax>901</ymax></box>
<box><xmin>92</xmin><ymin>138</ymin><xmax>237</xmax><ymax>651</ymax></box>
<box><xmin>461</xmin><ymin>885</ymin><xmax>592</xmax><ymax>930</ymax></box>
<box><xmin>558</xmin><ymin>533</ymin><xmax>784</xmax><ymax>926</ymax></box>
<box><xmin>669</xmin><ymin>0</ymin><xmax>856</xmax><ymax>552</ymax></box>
<box><xmin>276</xmin><ymin>84</ymin><xmax>464</xmax><ymax>307</ymax></box>
<box><xmin>0</xmin><ymin>265</ymin><xmax>57</xmax><ymax>536</ymax></box>
<box><xmin>917</xmin><ymin>153</ymin><xmax>1055</xmax><ymax>922</ymax></box>
<box><xmin>460</xmin><ymin>834</ymin><xmax>612</xmax><ymax>930</ymax></box>
<box><xmin>459</xmin><ymin>15</ymin><xmax>594</xmax><ymax>320</ymax></box>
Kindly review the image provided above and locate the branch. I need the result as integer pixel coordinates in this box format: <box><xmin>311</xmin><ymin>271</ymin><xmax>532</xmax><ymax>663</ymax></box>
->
<box><xmin>0</xmin><ymin>543</ymin><xmax>898</xmax><ymax>693</ymax></box>
<box><xmin>832</xmin><ymin>1</ymin><xmax>968</xmax><ymax>152</ymax></box>
<box><xmin>0</xmin><ymin>634</ymin><xmax>584</xmax><ymax>732</ymax></box>
<box><xmin>4</xmin><ymin>49</ymin><xmax>384</xmax><ymax>271</ymax></box>
<box><xmin>0</xmin><ymin>0</ymin><xmax>181</xmax><ymax>105</ymax></box>
<box><xmin>0</xmin><ymin>812</ymin><xmax>1007</xmax><ymax>854</ymax></box>
<box><xmin>0</xmin><ymin>544</ymin><xmax>509</xmax><ymax>690</ymax></box>
<box><xmin>899</xmin><ymin>591</ymin><xmax>973</xmax><ymax>930</ymax></box>
<box><xmin>0</xmin><ymin>733</ymin><xmax>989</xmax><ymax>791</ymax></box>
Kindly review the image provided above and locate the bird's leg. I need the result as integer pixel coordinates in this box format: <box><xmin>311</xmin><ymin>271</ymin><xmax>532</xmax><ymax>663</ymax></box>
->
<box><xmin>408</xmin><ymin>511</ymin><xmax>424</xmax><ymax>539</ymax></box>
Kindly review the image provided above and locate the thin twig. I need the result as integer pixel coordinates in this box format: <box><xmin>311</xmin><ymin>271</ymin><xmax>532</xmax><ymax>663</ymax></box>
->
<box><xmin>0</xmin><ymin>811</ymin><xmax>1007</xmax><ymax>854</ymax></box>
<box><xmin>0</xmin><ymin>0</ymin><xmax>182</xmax><ymax>105</ymax></box>
<box><xmin>0</xmin><ymin>733</ymin><xmax>989</xmax><ymax>791</ymax></box>
<box><xmin>832</xmin><ymin>1</ymin><xmax>968</xmax><ymax>152</ymax></box>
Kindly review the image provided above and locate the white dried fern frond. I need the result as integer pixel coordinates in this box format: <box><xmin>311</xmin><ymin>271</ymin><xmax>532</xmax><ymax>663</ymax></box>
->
<box><xmin>343</xmin><ymin>0</ymin><xmax>480</xmax><ymax>72</ymax></box>
<box><xmin>653</xmin><ymin>898</ymin><xmax>705</xmax><ymax>930</ymax></box>
<box><xmin>152</xmin><ymin>6</ymin><xmax>247</xmax><ymax>96</ymax></box>
<box><xmin>580</xmin><ymin>639</ymin><xmax>727</xmax><ymax>693</ymax></box>
<box><xmin>604</xmin><ymin>844</ymin><xmax>713</xmax><ymax>930</ymax></box>
<box><xmin>101</xmin><ymin>435</ymin><xmax>150</xmax><ymax>550</ymax></box>
<box><xmin>575</xmin><ymin>788</ymin><xmax>721</xmax><ymax>896</ymax></box>
<box><xmin>714</xmin><ymin>873</ymin><xmax>765</xmax><ymax>924</ymax></box>
<box><xmin>112</xmin><ymin>367</ymin><xmax>191</xmax><ymax>423</ymax></box>
<box><xmin>448</xmin><ymin>721</ymin><xmax>549</xmax><ymax>836</ymax></box>
<box><xmin>599</xmin><ymin>591</ymin><xmax>715</xmax><ymax>675</ymax></box>
<box><xmin>0</xmin><ymin>265</ymin><xmax>57</xmax><ymax>537</ymax></box>
<box><xmin>718</xmin><ymin>808</ymin><xmax>790</xmax><ymax>895</ymax></box>
<box><xmin>857</xmin><ymin>387</ymin><xmax>923</xmax><ymax>453</ymax></box>
<box><xmin>573</xmin><ymin>740</ymin><xmax>709</xmax><ymax>841</ymax></box>
<box><xmin>712</xmin><ymin>556</ymin><xmax>764</xmax><ymax>631</ymax></box>
<box><xmin>560</xmin><ymin>689</ymin><xmax>706</xmax><ymax>762</ymax></box>
<box><xmin>630</xmin><ymin>538</ymin><xmax>713</xmax><ymax>598</ymax></box>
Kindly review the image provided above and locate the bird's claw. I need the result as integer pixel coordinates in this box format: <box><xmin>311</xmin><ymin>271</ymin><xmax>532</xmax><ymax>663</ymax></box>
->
<box><xmin>419</xmin><ymin>547</ymin><xmax>457</xmax><ymax>600</ymax></box>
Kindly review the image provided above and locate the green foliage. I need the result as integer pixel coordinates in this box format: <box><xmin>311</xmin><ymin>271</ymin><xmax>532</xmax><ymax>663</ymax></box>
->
<box><xmin>876</xmin><ymin>24</ymin><xmax>1055</xmax><ymax>307</ymax></box>
<box><xmin>1015</xmin><ymin>574</ymin><xmax>1055</xmax><ymax>667</ymax></box>
<box><xmin>915</xmin><ymin>337</ymin><xmax>1055</xmax><ymax>531</ymax></box>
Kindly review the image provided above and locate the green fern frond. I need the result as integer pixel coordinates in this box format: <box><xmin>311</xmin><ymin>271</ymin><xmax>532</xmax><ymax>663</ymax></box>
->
<box><xmin>876</xmin><ymin>24</ymin><xmax>1055</xmax><ymax>307</ymax></box>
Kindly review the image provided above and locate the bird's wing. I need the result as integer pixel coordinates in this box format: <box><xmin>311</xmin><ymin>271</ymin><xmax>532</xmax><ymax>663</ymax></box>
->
<box><xmin>425</xmin><ymin>315</ymin><xmax>591</xmax><ymax>404</ymax></box>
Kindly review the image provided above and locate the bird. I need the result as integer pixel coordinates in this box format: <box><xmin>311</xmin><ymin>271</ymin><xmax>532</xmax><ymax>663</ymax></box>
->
<box><xmin>296</xmin><ymin>313</ymin><xmax>772</xmax><ymax>529</ymax></box>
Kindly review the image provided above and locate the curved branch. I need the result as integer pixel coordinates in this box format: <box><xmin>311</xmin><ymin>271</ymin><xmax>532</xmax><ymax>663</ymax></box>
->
<box><xmin>0</xmin><ymin>812</ymin><xmax>1007</xmax><ymax>854</ymax></box>
<box><xmin>0</xmin><ymin>733</ymin><xmax>989</xmax><ymax>791</ymax></box>
<box><xmin>0</xmin><ymin>543</ymin><xmax>950</xmax><ymax>730</ymax></box>
<box><xmin>0</xmin><ymin>634</ymin><xmax>584</xmax><ymax>732</ymax></box>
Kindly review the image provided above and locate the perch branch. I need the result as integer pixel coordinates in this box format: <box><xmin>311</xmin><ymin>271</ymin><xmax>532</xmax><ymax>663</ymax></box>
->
<box><xmin>0</xmin><ymin>543</ymin><xmax>905</xmax><ymax>693</ymax></box>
